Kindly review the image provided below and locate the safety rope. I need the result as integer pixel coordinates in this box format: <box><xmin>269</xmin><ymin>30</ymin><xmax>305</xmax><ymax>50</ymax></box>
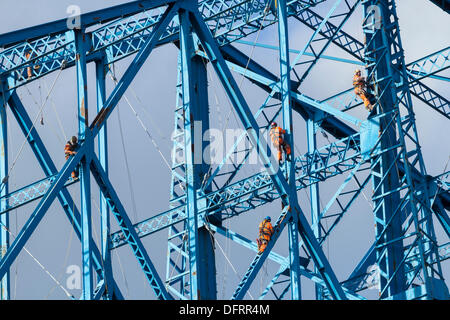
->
<box><xmin>108</xmin><ymin>67</ymin><xmax>178</xmax><ymax>184</ymax></box>
<box><xmin>0</xmin><ymin>220</ymin><xmax>75</xmax><ymax>299</ymax></box>
<box><xmin>0</xmin><ymin>61</ymin><xmax>66</xmax><ymax>191</ymax></box>
<box><xmin>430</xmin><ymin>155</ymin><xmax>450</xmax><ymax>207</ymax></box>
<box><xmin>203</xmin><ymin>219</ymin><xmax>255</xmax><ymax>300</ymax></box>
<box><xmin>116</xmin><ymin>107</ymin><xmax>139</xmax><ymax>222</ymax></box>
<box><xmin>45</xmin><ymin>200</ymin><xmax>76</xmax><ymax>299</ymax></box>
<box><xmin>165</xmin><ymin>231</ymin><xmax>188</xmax><ymax>293</ymax></box>
<box><xmin>42</xmin><ymin>79</ymin><xmax>68</xmax><ymax>142</ymax></box>
<box><xmin>220</xmin><ymin>0</ymin><xmax>274</xmax><ymax>134</ymax></box>
<box><xmin>22</xmin><ymin>82</ymin><xmax>65</xmax><ymax>145</ymax></box>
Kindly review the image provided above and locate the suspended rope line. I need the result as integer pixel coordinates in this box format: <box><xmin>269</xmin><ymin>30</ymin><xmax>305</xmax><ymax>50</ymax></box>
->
<box><xmin>198</xmin><ymin>51</ymin><xmax>226</xmax><ymax>139</ymax></box>
<box><xmin>0</xmin><ymin>220</ymin><xmax>75</xmax><ymax>299</ymax></box>
<box><xmin>90</xmin><ymin>198</ymin><xmax>116</xmax><ymax>298</ymax></box>
<box><xmin>198</xmin><ymin>51</ymin><xmax>253</xmax><ymax>189</ymax></box>
<box><xmin>116</xmin><ymin>107</ymin><xmax>139</xmax><ymax>222</ymax></box>
<box><xmin>45</xmin><ymin>200</ymin><xmax>76</xmax><ymax>299</ymax></box>
<box><xmin>109</xmin><ymin>65</ymin><xmax>168</xmax><ymax>141</ymax></box>
<box><xmin>430</xmin><ymin>155</ymin><xmax>450</xmax><ymax>207</ymax></box>
<box><xmin>112</xmin><ymin>244</ymin><xmax>130</xmax><ymax>299</ymax></box>
<box><xmin>223</xmin><ymin>210</ymin><xmax>231</xmax><ymax>298</ymax></box>
<box><xmin>0</xmin><ymin>63</ymin><xmax>65</xmax><ymax>191</ymax></box>
<box><xmin>220</xmin><ymin>0</ymin><xmax>274</xmax><ymax>134</ymax></box>
<box><xmin>92</xmin><ymin>198</ymin><xmax>130</xmax><ymax>299</ymax></box>
<box><xmin>22</xmin><ymin>82</ymin><xmax>65</xmax><ymax>145</ymax></box>
<box><xmin>42</xmin><ymin>79</ymin><xmax>68</xmax><ymax>142</ymax></box>
<box><xmin>165</xmin><ymin>230</ymin><xmax>188</xmax><ymax>293</ymax></box>
<box><xmin>203</xmin><ymin>219</ymin><xmax>255</xmax><ymax>300</ymax></box>
<box><xmin>108</xmin><ymin>66</ymin><xmax>186</xmax><ymax>193</ymax></box>
<box><xmin>108</xmin><ymin>70</ymin><xmax>173</xmax><ymax>174</ymax></box>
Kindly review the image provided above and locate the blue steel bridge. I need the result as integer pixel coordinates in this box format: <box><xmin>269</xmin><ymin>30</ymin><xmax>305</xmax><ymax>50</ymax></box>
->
<box><xmin>0</xmin><ymin>0</ymin><xmax>449</xmax><ymax>300</ymax></box>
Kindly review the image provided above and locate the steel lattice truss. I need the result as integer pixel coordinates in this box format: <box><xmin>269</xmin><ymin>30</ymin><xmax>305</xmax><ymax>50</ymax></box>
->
<box><xmin>0</xmin><ymin>0</ymin><xmax>449</xmax><ymax>300</ymax></box>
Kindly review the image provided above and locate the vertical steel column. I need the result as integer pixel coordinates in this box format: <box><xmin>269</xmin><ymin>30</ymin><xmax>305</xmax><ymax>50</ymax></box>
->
<box><xmin>166</xmin><ymin>54</ymin><xmax>189</xmax><ymax>299</ymax></box>
<box><xmin>95</xmin><ymin>57</ymin><xmax>112</xmax><ymax>299</ymax></box>
<box><xmin>179</xmin><ymin>8</ymin><xmax>201</xmax><ymax>299</ymax></box>
<box><xmin>307</xmin><ymin>117</ymin><xmax>322</xmax><ymax>299</ymax></box>
<box><xmin>191</xmin><ymin>48</ymin><xmax>217</xmax><ymax>299</ymax></box>
<box><xmin>74</xmin><ymin>29</ymin><xmax>93</xmax><ymax>300</ymax></box>
<box><xmin>179</xmin><ymin>9</ymin><xmax>217</xmax><ymax>299</ymax></box>
<box><xmin>363</xmin><ymin>0</ymin><xmax>446</xmax><ymax>299</ymax></box>
<box><xmin>0</xmin><ymin>93</ymin><xmax>8</xmax><ymax>300</ymax></box>
<box><xmin>277</xmin><ymin>0</ymin><xmax>301</xmax><ymax>300</ymax></box>
<box><xmin>363</xmin><ymin>0</ymin><xmax>405</xmax><ymax>299</ymax></box>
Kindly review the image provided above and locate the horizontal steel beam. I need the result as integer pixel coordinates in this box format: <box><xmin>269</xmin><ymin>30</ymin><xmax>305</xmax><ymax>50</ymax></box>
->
<box><xmin>0</xmin><ymin>0</ymin><xmax>176</xmax><ymax>48</ymax></box>
<box><xmin>0</xmin><ymin>0</ymin><xmax>324</xmax><ymax>90</ymax></box>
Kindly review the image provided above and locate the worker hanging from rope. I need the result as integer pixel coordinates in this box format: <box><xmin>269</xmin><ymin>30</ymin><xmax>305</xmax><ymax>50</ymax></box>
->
<box><xmin>269</xmin><ymin>122</ymin><xmax>291</xmax><ymax>164</ymax></box>
<box><xmin>64</xmin><ymin>136</ymin><xmax>79</xmax><ymax>179</ymax></box>
<box><xmin>353</xmin><ymin>69</ymin><xmax>374</xmax><ymax>112</ymax></box>
<box><xmin>257</xmin><ymin>216</ymin><xmax>274</xmax><ymax>254</ymax></box>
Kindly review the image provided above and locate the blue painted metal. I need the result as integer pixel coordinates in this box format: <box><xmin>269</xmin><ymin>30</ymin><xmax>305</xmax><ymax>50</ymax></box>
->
<box><xmin>407</xmin><ymin>47</ymin><xmax>450</xmax><ymax>81</ymax></box>
<box><xmin>208</xmin><ymin>223</ymin><xmax>365</xmax><ymax>300</ymax></box>
<box><xmin>179</xmin><ymin>8</ymin><xmax>201</xmax><ymax>299</ymax></box>
<box><xmin>107</xmin><ymin>132</ymin><xmax>362</xmax><ymax>250</ymax></box>
<box><xmin>6</xmin><ymin>93</ymin><xmax>124</xmax><ymax>296</ymax></box>
<box><xmin>95</xmin><ymin>57</ymin><xmax>113</xmax><ymax>299</ymax></box>
<box><xmin>289</xmin><ymin>0</ymin><xmax>343</xmax><ymax>70</ymax></box>
<box><xmin>0</xmin><ymin>0</ymin><xmax>323</xmax><ymax>91</ymax></box>
<box><xmin>0</xmin><ymin>0</ymin><xmax>175</xmax><ymax>49</ymax></box>
<box><xmin>307</xmin><ymin>118</ymin><xmax>322</xmax><ymax>299</ymax></box>
<box><xmin>0</xmin><ymin>91</ymin><xmax>8</xmax><ymax>300</ymax></box>
<box><xmin>4</xmin><ymin>91</ymin><xmax>127</xmax><ymax>299</ymax></box>
<box><xmin>235</xmin><ymin>40</ymin><xmax>364</xmax><ymax>66</ymax></box>
<box><xmin>428</xmin><ymin>0</ymin><xmax>450</xmax><ymax>13</ymax></box>
<box><xmin>293</xmin><ymin>6</ymin><xmax>449</xmax><ymax>119</ymax></box>
<box><xmin>190</xmin><ymin>5</ymin><xmax>347</xmax><ymax>300</ymax></box>
<box><xmin>90</xmin><ymin>155</ymin><xmax>173</xmax><ymax>300</ymax></box>
<box><xmin>277</xmin><ymin>0</ymin><xmax>301</xmax><ymax>300</ymax></box>
<box><xmin>363</xmin><ymin>0</ymin><xmax>447</xmax><ymax>299</ymax></box>
<box><xmin>90</xmin><ymin>3</ymin><xmax>179</xmax><ymax>138</ymax></box>
<box><xmin>0</xmin><ymin>143</ymin><xmax>86</xmax><ymax>280</ymax></box>
<box><xmin>294</xmin><ymin>0</ymin><xmax>361</xmax><ymax>88</ymax></box>
<box><xmin>165</xmin><ymin>53</ymin><xmax>189</xmax><ymax>300</ymax></box>
<box><xmin>0</xmin><ymin>0</ymin><xmax>447</xmax><ymax>301</ymax></box>
<box><xmin>74</xmin><ymin>28</ymin><xmax>94</xmax><ymax>300</ymax></box>
<box><xmin>231</xmin><ymin>206</ymin><xmax>293</xmax><ymax>299</ymax></box>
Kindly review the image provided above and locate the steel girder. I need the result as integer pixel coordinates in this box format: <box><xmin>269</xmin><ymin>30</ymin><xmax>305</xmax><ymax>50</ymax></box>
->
<box><xmin>362</xmin><ymin>0</ymin><xmax>447</xmax><ymax>299</ymax></box>
<box><xmin>428</xmin><ymin>0</ymin><xmax>450</xmax><ymax>13</ymax></box>
<box><xmin>0</xmin><ymin>0</ymin><xmax>324</xmax><ymax>91</ymax></box>
<box><xmin>0</xmin><ymin>2</ymin><xmax>181</xmax><ymax>300</ymax></box>
<box><xmin>0</xmin><ymin>0</ymin><xmax>448</xmax><ymax>295</ymax></box>
<box><xmin>0</xmin><ymin>43</ymin><xmax>447</xmax><ymax>297</ymax></box>
<box><xmin>0</xmin><ymin>42</ymin><xmax>446</xmax><ymax>298</ymax></box>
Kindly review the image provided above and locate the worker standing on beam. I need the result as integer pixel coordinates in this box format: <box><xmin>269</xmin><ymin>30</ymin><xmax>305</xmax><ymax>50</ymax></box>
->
<box><xmin>353</xmin><ymin>69</ymin><xmax>374</xmax><ymax>112</ymax></box>
<box><xmin>269</xmin><ymin>122</ymin><xmax>291</xmax><ymax>165</ymax></box>
<box><xmin>257</xmin><ymin>216</ymin><xmax>274</xmax><ymax>253</ymax></box>
<box><xmin>25</xmin><ymin>50</ymin><xmax>40</xmax><ymax>80</ymax></box>
<box><xmin>64</xmin><ymin>136</ymin><xmax>79</xmax><ymax>179</ymax></box>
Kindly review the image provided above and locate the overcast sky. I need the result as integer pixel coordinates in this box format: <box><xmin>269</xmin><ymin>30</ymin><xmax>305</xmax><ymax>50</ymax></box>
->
<box><xmin>0</xmin><ymin>0</ymin><xmax>448</xmax><ymax>300</ymax></box>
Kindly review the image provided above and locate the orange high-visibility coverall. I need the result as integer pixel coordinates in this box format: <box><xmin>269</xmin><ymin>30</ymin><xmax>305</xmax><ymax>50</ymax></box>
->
<box><xmin>257</xmin><ymin>219</ymin><xmax>274</xmax><ymax>253</ymax></box>
<box><xmin>25</xmin><ymin>51</ymin><xmax>40</xmax><ymax>79</ymax></box>
<box><xmin>64</xmin><ymin>141</ymin><xmax>79</xmax><ymax>179</ymax></box>
<box><xmin>353</xmin><ymin>74</ymin><xmax>373</xmax><ymax>111</ymax></box>
<box><xmin>269</xmin><ymin>126</ymin><xmax>291</xmax><ymax>162</ymax></box>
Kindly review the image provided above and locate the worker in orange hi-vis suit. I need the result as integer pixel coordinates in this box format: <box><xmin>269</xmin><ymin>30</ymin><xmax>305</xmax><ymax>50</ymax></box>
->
<box><xmin>25</xmin><ymin>50</ymin><xmax>40</xmax><ymax>80</ymax></box>
<box><xmin>257</xmin><ymin>216</ymin><xmax>274</xmax><ymax>253</ymax></box>
<box><xmin>269</xmin><ymin>122</ymin><xmax>291</xmax><ymax>164</ymax></box>
<box><xmin>64</xmin><ymin>136</ymin><xmax>79</xmax><ymax>179</ymax></box>
<box><xmin>353</xmin><ymin>69</ymin><xmax>374</xmax><ymax>112</ymax></box>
